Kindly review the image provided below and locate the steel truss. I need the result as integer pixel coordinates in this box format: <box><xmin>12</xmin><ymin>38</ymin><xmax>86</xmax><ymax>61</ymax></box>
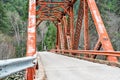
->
<box><xmin>27</xmin><ymin>0</ymin><xmax>120</xmax><ymax>80</ymax></box>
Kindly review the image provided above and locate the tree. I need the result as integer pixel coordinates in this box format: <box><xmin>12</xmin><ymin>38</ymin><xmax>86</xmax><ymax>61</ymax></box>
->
<box><xmin>0</xmin><ymin>1</ymin><xmax>9</xmax><ymax>34</ymax></box>
<box><xmin>114</xmin><ymin>0</ymin><xmax>120</xmax><ymax>16</ymax></box>
<box><xmin>44</xmin><ymin>23</ymin><xmax>56</xmax><ymax>50</ymax></box>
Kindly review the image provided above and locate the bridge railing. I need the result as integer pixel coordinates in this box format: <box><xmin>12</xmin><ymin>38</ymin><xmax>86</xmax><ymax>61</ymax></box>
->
<box><xmin>51</xmin><ymin>49</ymin><xmax>120</xmax><ymax>57</ymax></box>
<box><xmin>0</xmin><ymin>54</ymin><xmax>37</xmax><ymax>79</ymax></box>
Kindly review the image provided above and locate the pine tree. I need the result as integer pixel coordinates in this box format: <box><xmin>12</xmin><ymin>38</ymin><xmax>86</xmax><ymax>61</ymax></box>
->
<box><xmin>0</xmin><ymin>1</ymin><xmax>9</xmax><ymax>34</ymax></box>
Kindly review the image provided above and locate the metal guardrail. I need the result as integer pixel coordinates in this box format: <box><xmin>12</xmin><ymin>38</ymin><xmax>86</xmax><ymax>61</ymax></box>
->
<box><xmin>0</xmin><ymin>54</ymin><xmax>37</xmax><ymax>79</ymax></box>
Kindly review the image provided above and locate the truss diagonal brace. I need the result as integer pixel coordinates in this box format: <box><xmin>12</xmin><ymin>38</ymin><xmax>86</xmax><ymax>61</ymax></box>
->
<box><xmin>87</xmin><ymin>0</ymin><xmax>117</xmax><ymax>62</ymax></box>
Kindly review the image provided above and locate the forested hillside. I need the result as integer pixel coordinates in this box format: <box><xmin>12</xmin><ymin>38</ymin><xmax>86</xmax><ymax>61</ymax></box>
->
<box><xmin>0</xmin><ymin>0</ymin><xmax>28</xmax><ymax>59</ymax></box>
<box><xmin>0</xmin><ymin>0</ymin><xmax>120</xmax><ymax>59</ymax></box>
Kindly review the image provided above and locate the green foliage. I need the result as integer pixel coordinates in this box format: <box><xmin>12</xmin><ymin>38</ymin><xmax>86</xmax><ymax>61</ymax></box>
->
<box><xmin>0</xmin><ymin>0</ymin><xmax>28</xmax><ymax>34</ymax></box>
<box><xmin>0</xmin><ymin>1</ymin><xmax>10</xmax><ymax>34</ymax></box>
<box><xmin>44</xmin><ymin>23</ymin><xmax>56</xmax><ymax>50</ymax></box>
<box><xmin>15</xmin><ymin>43</ymin><xmax>26</xmax><ymax>57</ymax></box>
<box><xmin>114</xmin><ymin>0</ymin><xmax>120</xmax><ymax>16</ymax></box>
<box><xmin>96</xmin><ymin>0</ymin><xmax>120</xmax><ymax>16</ymax></box>
<box><xmin>3</xmin><ymin>0</ymin><xmax>28</xmax><ymax>21</ymax></box>
<box><xmin>37</xmin><ymin>42</ymin><xmax>43</xmax><ymax>51</ymax></box>
<box><xmin>0</xmin><ymin>0</ymin><xmax>28</xmax><ymax>57</ymax></box>
<box><xmin>112</xmin><ymin>32</ymin><xmax>120</xmax><ymax>51</ymax></box>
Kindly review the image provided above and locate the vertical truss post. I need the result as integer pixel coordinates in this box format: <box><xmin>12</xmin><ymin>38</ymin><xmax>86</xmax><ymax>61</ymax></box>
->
<box><xmin>26</xmin><ymin>0</ymin><xmax>36</xmax><ymax>80</ymax></box>
<box><xmin>84</xmin><ymin>0</ymin><xmax>89</xmax><ymax>57</ymax></box>
<box><xmin>67</xmin><ymin>17</ymin><xmax>70</xmax><ymax>35</ymax></box>
<box><xmin>66</xmin><ymin>35</ymin><xmax>72</xmax><ymax>51</ymax></box>
<box><xmin>87</xmin><ymin>0</ymin><xmax>117</xmax><ymax>62</ymax></box>
<box><xmin>56</xmin><ymin>25</ymin><xmax>60</xmax><ymax>52</ymax></box>
<box><xmin>58</xmin><ymin>23</ymin><xmax>65</xmax><ymax>54</ymax></box>
<box><xmin>63</xmin><ymin>16</ymin><xmax>68</xmax><ymax>49</ymax></box>
<box><xmin>66</xmin><ymin>17</ymin><xmax>72</xmax><ymax>52</ymax></box>
<box><xmin>69</xmin><ymin>4</ymin><xmax>74</xmax><ymax>49</ymax></box>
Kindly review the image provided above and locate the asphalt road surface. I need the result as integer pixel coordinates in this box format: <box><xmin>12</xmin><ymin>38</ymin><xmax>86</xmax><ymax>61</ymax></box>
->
<box><xmin>38</xmin><ymin>52</ymin><xmax>120</xmax><ymax>80</ymax></box>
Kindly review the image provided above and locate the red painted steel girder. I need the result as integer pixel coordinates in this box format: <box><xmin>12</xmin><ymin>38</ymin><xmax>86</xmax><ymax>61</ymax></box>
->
<box><xmin>52</xmin><ymin>49</ymin><xmax>120</xmax><ymax>57</ymax></box>
<box><xmin>37</xmin><ymin>1</ymin><xmax>70</xmax><ymax>5</ymax></box>
<box><xmin>87</xmin><ymin>0</ymin><xmax>118</xmax><ymax>62</ymax></box>
<box><xmin>73</xmin><ymin>0</ymin><xmax>84</xmax><ymax>49</ymax></box>
<box><xmin>26</xmin><ymin>0</ymin><xmax>36</xmax><ymax>80</ymax></box>
<box><xmin>26</xmin><ymin>0</ymin><xmax>119</xmax><ymax>80</ymax></box>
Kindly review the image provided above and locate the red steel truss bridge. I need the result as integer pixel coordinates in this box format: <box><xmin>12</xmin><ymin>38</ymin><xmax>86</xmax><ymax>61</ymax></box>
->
<box><xmin>0</xmin><ymin>0</ymin><xmax>120</xmax><ymax>80</ymax></box>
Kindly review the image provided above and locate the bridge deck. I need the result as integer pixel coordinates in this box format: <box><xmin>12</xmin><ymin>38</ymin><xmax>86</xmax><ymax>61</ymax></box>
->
<box><xmin>37</xmin><ymin>52</ymin><xmax>120</xmax><ymax>80</ymax></box>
